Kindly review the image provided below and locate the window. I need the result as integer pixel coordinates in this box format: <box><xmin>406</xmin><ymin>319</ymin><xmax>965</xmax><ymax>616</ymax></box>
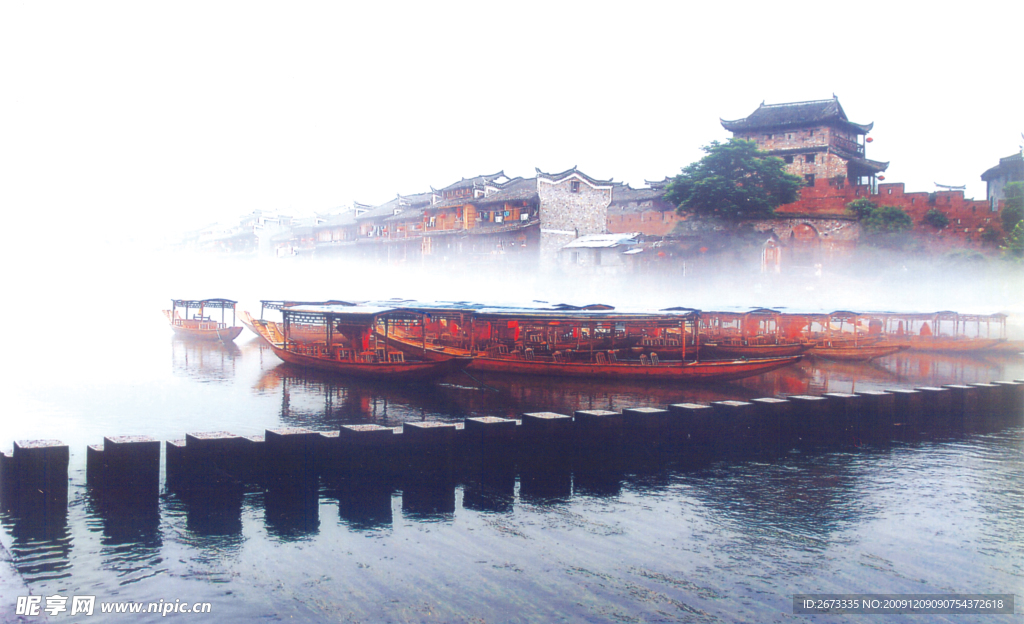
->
<box><xmin>570</xmin><ymin>180</ymin><xmax>580</xmax><ymax>193</ymax></box>
<box><xmin>809</xmin><ymin>130</ymin><xmax>815</xmax><ymax>137</ymax></box>
<box><xmin>784</xmin><ymin>155</ymin><xmax>794</xmax><ymax>164</ymax></box>
<box><xmin>804</xmin><ymin>174</ymin><xmax>815</xmax><ymax>187</ymax></box>
<box><xmin>805</xmin><ymin>154</ymin><xmax>815</xmax><ymax>164</ymax></box>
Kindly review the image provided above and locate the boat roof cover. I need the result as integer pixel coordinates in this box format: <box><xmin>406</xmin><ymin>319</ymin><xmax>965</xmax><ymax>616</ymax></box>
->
<box><xmin>472</xmin><ymin>307</ymin><xmax>697</xmax><ymax>321</ymax></box>
<box><xmin>172</xmin><ymin>298</ymin><xmax>237</xmax><ymax>308</ymax></box>
<box><xmin>284</xmin><ymin>304</ymin><xmax>404</xmax><ymax>316</ymax></box>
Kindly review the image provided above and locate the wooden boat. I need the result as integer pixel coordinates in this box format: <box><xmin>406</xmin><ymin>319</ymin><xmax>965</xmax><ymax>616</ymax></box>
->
<box><xmin>866</xmin><ymin>311</ymin><xmax>1008</xmax><ymax>353</ymax></box>
<box><xmin>245</xmin><ymin>304</ymin><xmax>470</xmax><ymax>380</ymax></box>
<box><xmin>164</xmin><ymin>299</ymin><xmax>243</xmax><ymax>342</ymax></box>
<box><xmin>381</xmin><ymin>307</ymin><xmax>801</xmax><ymax>382</ymax></box>
<box><xmin>986</xmin><ymin>340</ymin><xmax>1024</xmax><ymax>355</ymax></box>
<box><xmin>464</xmin><ymin>350</ymin><xmax>803</xmax><ymax>382</ymax></box>
<box><xmin>808</xmin><ymin>343</ymin><xmax>909</xmax><ymax>362</ymax></box>
<box><xmin>700</xmin><ymin>340</ymin><xmax>814</xmax><ymax>358</ymax></box>
<box><xmin>900</xmin><ymin>335</ymin><xmax>1005</xmax><ymax>353</ymax></box>
<box><xmin>241</xmin><ymin>300</ymin><xmax>361</xmax><ymax>344</ymax></box>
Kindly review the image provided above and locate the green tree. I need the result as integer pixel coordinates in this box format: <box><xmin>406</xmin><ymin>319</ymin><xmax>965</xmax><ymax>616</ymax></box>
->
<box><xmin>846</xmin><ymin>198</ymin><xmax>877</xmax><ymax>220</ymax></box>
<box><xmin>1001</xmin><ymin>181</ymin><xmax>1024</xmax><ymax>234</ymax></box>
<box><xmin>1003</xmin><ymin>221</ymin><xmax>1024</xmax><ymax>260</ymax></box>
<box><xmin>923</xmin><ymin>208</ymin><xmax>950</xmax><ymax>229</ymax></box>
<box><xmin>665</xmin><ymin>139</ymin><xmax>804</xmax><ymax>224</ymax></box>
<box><xmin>846</xmin><ymin>201</ymin><xmax>913</xmax><ymax>249</ymax></box>
<box><xmin>862</xmin><ymin>205</ymin><xmax>913</xmax><ymax>234</ymax></box>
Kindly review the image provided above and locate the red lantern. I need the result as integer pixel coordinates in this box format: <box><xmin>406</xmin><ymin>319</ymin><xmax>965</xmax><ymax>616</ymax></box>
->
<box><xmin>878</xmin><ymin>175</ymin><xmax>886</xmax><ymax>180</ymax></box>
<box><xmin>866</xmin><ymin>137</ymin><xmax>873</xmax><ymax>143</ymax></box>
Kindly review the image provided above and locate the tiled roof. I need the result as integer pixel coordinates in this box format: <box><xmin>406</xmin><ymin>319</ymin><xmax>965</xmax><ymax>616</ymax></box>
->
<box><xmin>354</xmin><ymin>191</ymin><xmax>434</xmax><ymax>221</ymax></box>
<box><xmin>383</xmin><ymin>207</ymin><xmax>426</xmax><ymax>223</ymax></box>
<box><xmin>474</xmin><ymin>177</ymin><xmax>538</xmax><ymax>205</ymax></box>
<box><xmin>611</xmin><ymin>184</ymin><xmax>665</xmax><ymax>205</ymax></box>
<box><xmin>438</xmin><ymin>171</ymin><xmax>507</xmax><ymax>192</ymax></box>
<box><xmin>536</xmin><ymin>166</ymin><xmax>614</xmax><ymax>187</ymax></box>
<box><xmin>981</xmin><ymin>152</ymin><xmax>1024</xmax><ymax>181</ymax></box>
<box><xmin>319</xmin><ymin>212</ymin><xmax>358</xmax><ymax>228</ymax></box>
<box><xmin>721</xmin><ymin>97</ymin><xmax>873</xmax><ymax>134</ymax></box>
<box><xmin>847</xmin><ymin>156</ymin><xmax>890</xmax><ymax>174</ymax></box>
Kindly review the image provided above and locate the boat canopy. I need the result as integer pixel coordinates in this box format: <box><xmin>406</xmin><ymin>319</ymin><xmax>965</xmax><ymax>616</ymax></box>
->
<box><xmin>282</xmin><ymin>304</ymin><xmax>429</xmax><ymax>325</ymax></box>
<box><xmin>260</xmin><ymin>300</ymin><xmax>358</xmax><ymax>312</ymax></box>
<box><xmin>172</xmin><ymin>298</ymin><xmax>237</xmax><ymax>309</ymax></box>
<box><xmin>472</xmin><ymin>307</ymin><xmax>698</xmax><ymax>324</ymax></box>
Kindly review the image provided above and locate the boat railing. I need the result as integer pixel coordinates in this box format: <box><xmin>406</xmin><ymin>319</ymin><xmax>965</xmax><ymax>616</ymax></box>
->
<box><xmin>174</xmin><ymin>318</ymin><xmax>228</xmax><ymax>331</ymax></box>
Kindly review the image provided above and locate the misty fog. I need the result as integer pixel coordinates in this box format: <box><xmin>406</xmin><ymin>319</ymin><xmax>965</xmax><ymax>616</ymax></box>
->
<box><xmin>8</xmin><ymin>240</ymin><xmax>1021</xmax><ymax>341</ymax></box>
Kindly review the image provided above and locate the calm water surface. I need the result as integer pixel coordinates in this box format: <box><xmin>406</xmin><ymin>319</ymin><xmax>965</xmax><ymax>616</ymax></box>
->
<box><xmin>1</xmin><ymin>254</ymin><xmax>1022</xmax><ymax>622</ymax></box>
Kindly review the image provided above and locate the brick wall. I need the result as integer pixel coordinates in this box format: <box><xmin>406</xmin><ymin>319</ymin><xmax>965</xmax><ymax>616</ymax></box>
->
<box><xmin>538</xmin><ymin>173</ymin><xmax>612</xmax><ymax>270</ymax></box>
<box><xmin>607</xmin><ymin>193</ymin><xmax>690</xmax><ymax>237</ymax></box>
<box><xmin>736</xmin><ymin>125</ymin><xmax>859</xmax><ymax>181</ymax></box>
<box><xmin>777</xmin><ymin>179</ymin><xmax>1003</xmax><ymax>250</ymax></box>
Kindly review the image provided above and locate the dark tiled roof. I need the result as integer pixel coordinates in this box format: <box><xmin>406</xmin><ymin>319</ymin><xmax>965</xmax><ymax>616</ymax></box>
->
<box><xmin>383</xmin><ymin>207</ymin><xmax>425</xmax><ymax>223</ymax></box>
<box><xmin>438</xmin><ymin>171</ymin><xmax>507</xmax><ymax>192</ymax></box>
<box><xmin>319</xmin><ymin>212</ymin><xmax>358</xmax><ymax>228</ymax></box>
<box><xmin>425</xmin><ymin>197</ymin><xmax>474</xmax><ymax>211</ymax></box>
<box><xmin>846</xmin><ymin>156</ymin><xmax>890</xmax><ymax>174</ymax></box>
<box><xmin>721</xmin><ymin>97</ymin><xmax>873</xmax><ymax>134</ymax></box>
<box><xmin>981</xmin><ymin>152</ymin><xmax>1024</xmax><ymax>181</ymax></box>
<box><xmin>474</xmin><ymin>177</ymin><xmax>538</xmax><ymax>205</ymax></box>
<box><xmin>644</xmin><ymin>177</ymin><xmax>674</xmax><ymax>190</ymax></box>
<box><xmin>611</xmin><ymin>184</ymin><xmax>665</xmax><ymax>205</ymax></box>
<box><xmin>536</xmin><ymin>166</ymin><xmax>614</xmax><ymax>187</ymax></box>
<box><xmin>354</xmin><ymin>191</ymin><xmax>434</xmax><ymax>221</ymax></box>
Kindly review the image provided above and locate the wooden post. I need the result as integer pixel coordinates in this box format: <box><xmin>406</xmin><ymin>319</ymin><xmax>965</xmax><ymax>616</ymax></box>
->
<box><xmin>694</xmin><ymin>314</ymin><xmax>700</xmax><ymax>363</ymax></box>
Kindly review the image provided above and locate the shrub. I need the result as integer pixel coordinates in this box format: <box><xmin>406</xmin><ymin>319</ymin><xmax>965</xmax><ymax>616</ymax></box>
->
<box><xmin>923</xmin><ymin>208</ymin><xmax>949</xmax><ymax>229</ymax></box>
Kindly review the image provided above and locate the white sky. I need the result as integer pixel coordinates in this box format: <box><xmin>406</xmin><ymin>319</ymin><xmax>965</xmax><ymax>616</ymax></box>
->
<box><xmin>2</xmin><ymin>1</ymin><xmax>1022</xmax><ymax>244</ymax></box>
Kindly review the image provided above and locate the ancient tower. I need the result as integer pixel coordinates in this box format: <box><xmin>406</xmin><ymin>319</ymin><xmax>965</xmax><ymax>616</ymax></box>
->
<box><xmin>721</xmin><ymin>96</ymin><xmax>888</xmax><ymax>189</ymax></box>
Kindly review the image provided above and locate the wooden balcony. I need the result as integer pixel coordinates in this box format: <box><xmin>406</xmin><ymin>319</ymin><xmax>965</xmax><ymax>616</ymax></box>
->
<box><xmin>830</xmin><ymin>136</ymin><xmax>864</xmax><ymax>156</ymax></box>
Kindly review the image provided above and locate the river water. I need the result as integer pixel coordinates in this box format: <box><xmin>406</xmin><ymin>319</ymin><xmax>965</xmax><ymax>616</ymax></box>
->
<box><xmin>0</xmin><ymin>251</ymin><xmax>1021</xmax><ymax>622</ymax></box>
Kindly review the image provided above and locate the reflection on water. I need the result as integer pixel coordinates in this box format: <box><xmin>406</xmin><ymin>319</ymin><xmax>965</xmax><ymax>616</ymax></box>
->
<box><xmin>252</xmin><ymin>347</ymin><xmax>1023</xmax><ymax>431</ymax></box>
<box><xmin>85</xmin><ymin>489</ymin><xmax>164</xmax><ymax>587</ymax></box>
<box><xmin>1</xmin><ymin>506</ymin><xmax>72</xmax><ymax>583</ymax></box>
<box><xmin>1</xmin><ymin>330</ymin><xmax>1021</xmax><ymax>622</ymax></box>
<box><xmin>171</xmin><ymin>337</ymin><xmax>242</xmax><ymax>384</ymax></box>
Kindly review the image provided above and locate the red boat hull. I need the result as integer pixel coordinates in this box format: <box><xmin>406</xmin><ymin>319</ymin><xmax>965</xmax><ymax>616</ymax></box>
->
<box><xmin>808</xmin><ymin>344</ymin><xmax>909</xmax><ymax>362</ymax></box>
<box><xmin>466</xmin><ymin>354</ymin><xmax>802</xmax><ymax>382</ymax></box>
<box><xmin>165</xmin><ymin>310</ymin><xmax>243</xmax><ymax>342</ymax></box>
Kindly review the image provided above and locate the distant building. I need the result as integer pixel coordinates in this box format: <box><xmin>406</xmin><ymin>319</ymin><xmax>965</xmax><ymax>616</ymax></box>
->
<box><xmin>606</xmin><ymin>179</ymin><xmax>685</xmax><ymax>237</ymax></box>
<box><xmin>721</xmin><ymin>96</ymin><xmax>888</xmax><ymax>190</ymax></box>
<box><xmin>981</xmin><ymin>152</ymin><xmax>1024</xmax><ymax>210</ymax></box>
<box><xmin>537</xmin><ymin>167</ymin><xmax>614</xmax><ymax>271</ymax></box>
